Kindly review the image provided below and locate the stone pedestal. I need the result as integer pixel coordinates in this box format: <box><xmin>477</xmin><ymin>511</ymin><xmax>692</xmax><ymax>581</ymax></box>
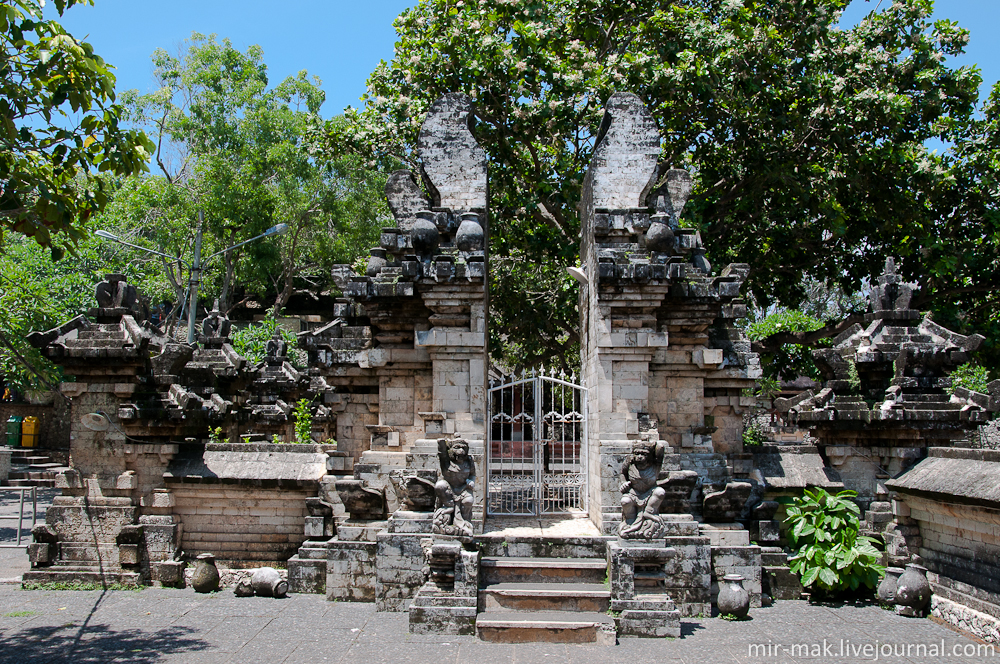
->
<box><xmin>608</xmin><ymin>538</ymin><xmax>681</xmax><ymax>637</ymax></box>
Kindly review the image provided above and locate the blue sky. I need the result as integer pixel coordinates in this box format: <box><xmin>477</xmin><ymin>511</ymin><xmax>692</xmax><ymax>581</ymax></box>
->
<box><xmin>54</xmin><ymin>0</ymin><xmax>999</xmax><ymax>118</ymax></box>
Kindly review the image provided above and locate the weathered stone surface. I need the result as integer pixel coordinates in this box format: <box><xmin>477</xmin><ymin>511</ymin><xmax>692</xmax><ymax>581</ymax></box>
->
<box><xmin>586</xmin><ymin>92</ymin><xmax>660</xmax><ymax>209</ymax></box>
<box><xmin>887</xmin><ymin>448</ymin><xmax>1000</xmax><ymax>507</ymax></box>
<box><xmin>754</xmin><ymin>447</ymin><xmax>843</xmax><ymax>490</ymax></box>
<box><xmin>702</xmin><ymin>482</ymin><xmax>753</xmax><ymax>522</ymax></box>
<box><xmin>335</xmin><ymin>479</ymin><xmax>387</xmax><ymax>520</ymax></box>
<box><xmin>385</xmin><ymin>169</ymin><xmax>430</xmax><ymax>231</ymax></box>
<box><xmin>416</xmin><ymin>93</ymin><xmax>487</xmax><ymax>211</ymax></box>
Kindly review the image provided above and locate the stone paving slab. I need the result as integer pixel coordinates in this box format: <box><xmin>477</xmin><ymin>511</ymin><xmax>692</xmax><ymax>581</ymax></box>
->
<box><xmin>0</xmin><ymin>586</ymin><xmax>996</xmax><ymax>663</ymax></box>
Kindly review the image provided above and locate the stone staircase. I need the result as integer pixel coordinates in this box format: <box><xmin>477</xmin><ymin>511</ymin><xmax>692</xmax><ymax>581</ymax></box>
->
<box><xmin>6</xmin><ymin>449</ymin><xmax>69</xmax><ymax>488</ymax></box>
<box><xmin>476</xmin><ymin>556</ymin><xmax>615</xmax><ymax>645</ymax></box>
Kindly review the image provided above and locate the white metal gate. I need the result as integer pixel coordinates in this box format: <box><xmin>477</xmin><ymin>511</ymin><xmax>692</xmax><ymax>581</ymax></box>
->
<box><xmin>487</xmin><ymin>369</ymin><xmax>587</xmax><ymax>516</ymax></box>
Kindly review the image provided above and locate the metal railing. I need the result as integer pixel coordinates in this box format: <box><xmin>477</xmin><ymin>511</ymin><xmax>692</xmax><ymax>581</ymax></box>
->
<box><xmin>0</xmin><ymin>486</ymin><xmax>37</xmax><ymax>548</ymax></box>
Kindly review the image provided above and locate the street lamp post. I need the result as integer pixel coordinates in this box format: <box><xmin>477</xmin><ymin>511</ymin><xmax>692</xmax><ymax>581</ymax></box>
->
<box><xmin>95</xmin><ymin>214</ymin><xmax>289</xmax><ymax>344</ymax></box>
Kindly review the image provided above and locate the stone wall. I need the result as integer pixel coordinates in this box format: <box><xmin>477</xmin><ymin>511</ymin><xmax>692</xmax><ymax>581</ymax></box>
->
<box><xmin>170</xmin><ymin>484</ymin><xmax>313</xmax><ymax>564</ymax></box>
<box><xmin>888</xmin><ymin>447</ymin><xmax>1000</xmax><ymax>643</ymax></box>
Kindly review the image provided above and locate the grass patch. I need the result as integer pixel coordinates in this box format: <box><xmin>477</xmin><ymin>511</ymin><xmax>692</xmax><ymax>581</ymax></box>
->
<box><xmin>3</xmin><ymin>610</ymin><xmax>39</xmax><ymax>617</ymax></box>
<box><xmin>22</xmin><ymin>581</ymin><xmax>142</xmax><ymax>592</ymax></box>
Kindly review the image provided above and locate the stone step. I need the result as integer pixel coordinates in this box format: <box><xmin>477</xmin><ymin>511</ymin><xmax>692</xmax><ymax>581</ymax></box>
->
<box><xmin>480</xmin><ymin>557</ymin><xmax>607</xmax><ymax>585</ymax></box>
<box><xmin>475</xmin><ymin>610</ymin><xmax>615</xmax><ymax>645</ymax></box>
<box><xmin>25</xmin><ymin>462</ymin><xmax>64</xmax><ymax>471</ymax></box>
<box><xmin>480</xmin><ymin>582</ymin><xmax>610</xmax><ymax>613</ymax></box>
<box><xmin>77</xmin><ymin>330</ymin><xmax>125</xmax><ymax>340</ymax></box>
<box><xmin>6</xmin><ymin>478</ymin><xmax>55</xmax><ymax>487</ymax></box>
<box><xmin>12</xmin><ymin>455</ymin><xmax>51</xmax><ymax>464</ymax></box>
<box><xmin>22</xmin><ymin>569</ymin><xmax>142</xmax><ymax>587</ymax></box>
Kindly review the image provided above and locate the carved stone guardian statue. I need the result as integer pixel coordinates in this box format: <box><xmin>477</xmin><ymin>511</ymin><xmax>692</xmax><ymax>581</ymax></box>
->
<box><xmin>433</xmin><ymin>438</ymin><xmax>475</xmax><ymax>537</ymax></box>
<box><xmin>619</xmin><ymin>441</ymin><xmax>667</xmax><ymax>539</ymax></box>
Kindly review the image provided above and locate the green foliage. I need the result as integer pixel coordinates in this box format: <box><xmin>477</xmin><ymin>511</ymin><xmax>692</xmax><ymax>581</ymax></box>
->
<box><xmin>293</xmin><ymin>398</ymin><xmax>313</xmax><ymax>444</ymax></box>
<box><xmin>754</xmin><ymin>377</ymin><xmax>781</xmax><ymax>400</ymax></box>
<box><xmin>747</xmin><ymin>310</ymin><xmax>825</xmax><ymax>382</ymax></box>
<box><xmin>333</xmin><ymin>0</ymin><xmax>995</xmax><ymax>371</ymax></box>
<box><xmin>122</xmin><ymin>34</ymin><xmax>387</xmax><ymax>314</ymax></box>
<box><xmin>0</xmin><ymin>231</ymin><xmax>158</xmax><ymax>392</ymax></box>
<box><xmin>742</xmin><ymin>417</ymin><xmax>768</xmax><ymax>448</ymax></box>
<box><xmin>2</xmin><ymin>610</ymin><xmax>39</xmax><ymax>617</ymax></box>
<box><xmin>784</xmin><ymin>489</ymin><xmax>885</xmax><ymax>595</ymax></box>
<box><xmin>228</xmin><ymin>310</ymin><xmax>302</xmax><ymax>366</ymax></box>
<box><xmin>948</xmin><ymin>362</ymin><xmax>991</xmax><ymax>394</ymax></box>
<box><xmin>847</xmin><ymin>360</ymin><xmax>861</xmax><ymax>394</ymax></box>
<box><xmin>0</xmin><ymin>0</ymin><xmax>153</xmax><ymax>254</ymax></box>
<box><xmin>21</xmin><ymin>581</ymin><xmax>140</xmax><ymax>591</ymax></box>
<box><xmin>208</xmin><ymin>427</ymin><xmax>224</xmax><ymax>445</ymax></box>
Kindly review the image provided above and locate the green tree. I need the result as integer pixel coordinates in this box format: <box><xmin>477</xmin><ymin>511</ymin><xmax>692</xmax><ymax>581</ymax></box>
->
<box><xmin>0</xmin><ymin>228</ymin><xmax>160</xmax><ymax>393</ymax></box>
<box><xmin>328</xmin><ymin>0</ymin><xmax>993</xmax><ymax>370</ymax></box>
<box><xmin>122</xmin><ymin>34</ymin><xmax>387</xmax><ymax>315</ymax></box>
<box><xmin>0</xmin><ymin>0</ymin><xmax>152</xmax><ymax>256</ymax></box>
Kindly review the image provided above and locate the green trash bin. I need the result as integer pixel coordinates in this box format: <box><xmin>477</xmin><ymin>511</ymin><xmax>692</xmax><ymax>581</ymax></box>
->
<box><xmin>6</xmin><ymin>415</ymin><xmax>23</xmax><ymax>447</ymax></box>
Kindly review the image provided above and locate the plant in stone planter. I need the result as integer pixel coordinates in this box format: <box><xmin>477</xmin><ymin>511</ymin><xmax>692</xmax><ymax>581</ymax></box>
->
<box><xmin>293</xmin><ymin>398</ymin><xmax>313</xmax><ymax>444</ymax></box>
<box><xmin>783</xmin><ymin>488</ymin><xmax>884</xmax><ymax>596</ymax></box>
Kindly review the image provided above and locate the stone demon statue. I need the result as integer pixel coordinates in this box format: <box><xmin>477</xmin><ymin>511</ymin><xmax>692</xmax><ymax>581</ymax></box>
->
<box><xmin>433</xmin><ymin>438</ymin><xmax>475</xmax><ymax>537</ymax></box>
<box><xmin>619</xmin><ymin>440</ymin><xmax>666</xmax><ymax>539</ymax></box>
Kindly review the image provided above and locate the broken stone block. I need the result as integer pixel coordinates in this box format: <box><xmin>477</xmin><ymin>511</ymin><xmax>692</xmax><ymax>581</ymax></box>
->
<box><xmin>703</xmin><ymin>482</ymin><xmax>754</xmax><ymax>522</ymax></box>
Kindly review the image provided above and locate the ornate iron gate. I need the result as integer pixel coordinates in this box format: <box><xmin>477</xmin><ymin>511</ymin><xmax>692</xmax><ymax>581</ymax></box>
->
<box><xmin>487</xmin><ymin>369</ymin><xmax>587</xmax><ymax>516</ymax></box>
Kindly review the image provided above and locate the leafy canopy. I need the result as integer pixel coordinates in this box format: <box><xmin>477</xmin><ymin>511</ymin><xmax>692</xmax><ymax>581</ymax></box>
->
<box><xmin>330</xmin><ymin>0</ymin><xmax>990</xmax><ymax>370</ymax></box>
<box><xmin>0</xmin><ymin>0</ymin><xmax>152</xmax><ymax>256</ymax></box>
<box><xmin>121</xmin><ymin>34</ymin><xmax>388</xmax><ymax>315</ymax></box>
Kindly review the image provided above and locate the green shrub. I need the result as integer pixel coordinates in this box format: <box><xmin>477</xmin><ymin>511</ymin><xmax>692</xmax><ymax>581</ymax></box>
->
<box><xmin>949</xmin><ymin>363</ymin><xmax>990</xmax><ymax>395</ymax></box>
<box><xmin>229</xmin><ymin>308</ymin><xmax>305</xmax><ymax>367</ymax></box>
<box><xmin>293</xmin><ymin>398</ymin><xmax>313</xmax><ymax>444</ymax></box>
<box><xmin>783</xmin><ymin>488</ymin><xmax>884</xmax><ymax>595</ymax></box>
<box><xmin>742</xmin><ymin>416</ymin><xmax>768</xmax><ymax>448</ymax></box>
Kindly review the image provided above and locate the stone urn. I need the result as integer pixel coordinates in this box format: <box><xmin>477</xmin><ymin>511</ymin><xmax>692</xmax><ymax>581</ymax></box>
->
<box><xmin>877</xmin><ymin>567</ymin><xmax>904</xmax><ymax>605</ymax></box>
<box><xmin>251</xmin><ymin>567</ymin><xmax>288</xmax><ymax>598</ymax></box>
<box><xmin>366</xmin><ymin>249</ymin><xmax>388</xmax><ymax>277</ymax></box>
<box><xmin>191</xmin><ymin>553</ymin><xmax>220</xmax><ymax>593</ymax></box>
<box><xmin>455</xmin><ymin>212</ymin><xmax>484</xmax><ymax>251</ymax></box>
<box><xmin>645</xmin><ymin>213</ymin><xmax>674</xmax><ymax>253</ymax></box>
<box><xmin>717</xmin><ymin>573</ymin><xmax>750</xmax><ymax>619</ymax></box>
<box><xmin>411</xmin><ymin>210</ymin><xmax>440</xmax><ymax>254</ymax></box>
<box><xmin>894</xmin><ymin>563</ymin><xmax>931</xmax><ymax>617</ymax></box>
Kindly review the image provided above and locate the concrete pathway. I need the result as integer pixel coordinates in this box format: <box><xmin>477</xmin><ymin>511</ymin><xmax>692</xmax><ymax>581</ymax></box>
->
<box><xmin>0</xmin><ymin>586</ymin><xmax>994</xmax><ymax>664</ymax></box>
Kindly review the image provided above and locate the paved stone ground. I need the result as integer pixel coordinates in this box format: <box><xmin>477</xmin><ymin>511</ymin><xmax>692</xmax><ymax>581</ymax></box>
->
<box><xmin>0</xmin><ymin>488</ymin><xmax>56</xmax><ymax>584</ymax></box>
<box><xmin>0</xmin><ymin>586</ymin><xmax>994</xmax><ymax>664</ymax></box>
<box><xmin>0</xmin><ymin>491</ymin><xmax>994</xmax><ymax>663</ymax></box>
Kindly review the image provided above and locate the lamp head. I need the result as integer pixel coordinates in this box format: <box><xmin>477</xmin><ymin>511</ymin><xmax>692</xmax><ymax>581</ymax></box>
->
<box><xmin>94</xmin><ymin>230</ymin><xmax>119</xmax><ymax>241</ymax></box>
<box><xmin>265</xmin><ymin>223</ymin><xmax>290</xmax><ymax>237</ymax></box>
<box><xmin>81</xmin><ymin>412</ymin><xmax>110</xmax><ymax>432</ymax></box>
<box><xmin>566</xmin><ymin>266</ymin><xmax>589</xmax><ymax>285</ymax></box>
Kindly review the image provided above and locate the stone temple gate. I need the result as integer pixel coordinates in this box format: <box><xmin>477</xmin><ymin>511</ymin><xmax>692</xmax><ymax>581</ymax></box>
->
<box><xmin>23</xmin><ymin>92</ymin><xmax>999</xmax><ymax>644</ymax></box>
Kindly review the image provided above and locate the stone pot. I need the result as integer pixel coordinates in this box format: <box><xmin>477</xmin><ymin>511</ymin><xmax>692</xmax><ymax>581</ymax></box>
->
<box><xmin>455</xmin><ymin>212</ymin><xmax>484</xmax><ymax>251</ymax></box>
<box><xmin>191</xmin><ymin>553</ymin><xmax>220</xmax><ymax>593</ymax></box>
<box><xmin>411</xmin><ymin>211</ymin><xmax>440</xmax><ymax>254</ymax></box>
<box><xmin>366</xmin><ymin>249</ymin><xmax>388</xmax><ymax>277</ymax></box>
<box><xmin>877</xmin><ymin>567</ymin><xmax>904</xmax><ymax>605</ymax></box>
<box><xmin>894</xmin><ymin>563</ymin><xmax>931</xmax><ymax>616</ymax></box>
<box><xmin>645</xmin><ymin>214</ymin><xmax>674</xmax><ymax>253</ymax></box>
<box><xmin>251</xmin><ymin>566</ymin><xmax>288</xmax><ymax>598</ymax></box>
<box><xmin>717</xmin><ymin>573</ymin><xmax>750</xmax><ymax>618</ymax></box>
